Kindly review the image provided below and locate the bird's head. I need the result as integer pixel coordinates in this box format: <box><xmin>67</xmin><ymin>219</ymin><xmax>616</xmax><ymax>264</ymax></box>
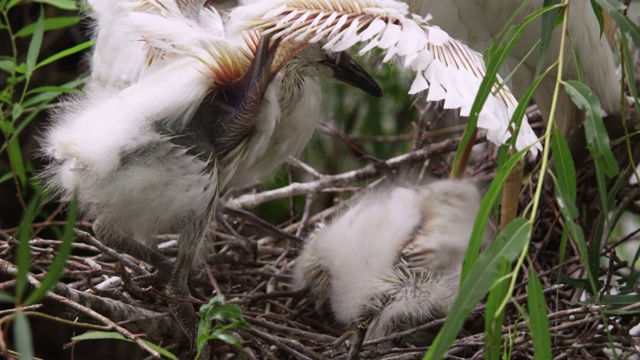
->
<box><xmin>293</xmin><ymin>43</ymin><xmax>383</xmax><ymax>98</ymax></box>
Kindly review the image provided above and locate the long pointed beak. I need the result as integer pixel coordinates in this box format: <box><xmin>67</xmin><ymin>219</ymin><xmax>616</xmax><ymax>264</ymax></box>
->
<box><xmin>321</xmin><ymin>53</ymin><xmax>383</xmax><ymax>98</ymax></box>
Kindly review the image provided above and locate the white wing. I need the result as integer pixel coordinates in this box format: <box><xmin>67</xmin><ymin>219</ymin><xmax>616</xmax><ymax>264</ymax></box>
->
<box><xmin>228</xmin><ymin>0</ymin><xmax>541</xmax><ymax>156</ymax></box>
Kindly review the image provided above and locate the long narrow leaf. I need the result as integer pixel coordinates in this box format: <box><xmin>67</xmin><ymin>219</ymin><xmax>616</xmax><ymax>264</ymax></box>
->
<box><xmin>7</xmin><ymin>136</ymin><xmax>26</xmax><ymax>187</ymax></box>
<box><xmin>72</xmin><ymin>331</ymin><xmax>178</xmax><ymax>360</ymax></box>
<box><xmin>36</xmin><ymin>40</ymin><xmax>94</xmax><ymax>69</ymax></box>
<box><xmin>536</xmin><ymin>0</ymin><xmax>562</xmax><ymax>77</ymax></box>
<box><xmin>551</xmin><ymin>127</ymin><xmax>576</xmax><ymax>202</ymax></box>
<box><xmin>425</xmin><ymin>217</ymin><xmax>532</xmax><ymax>360</ymax></box>
<box><xmin>564</xmin><ymin>80</ymin><xmax>619</xmax><ymax>177</ymax></box>
<box><xmin>25</xmin><ymin>198</ymin><xmax>77</xmax><ymax>305</ymax></box>
<box><xmin>14</xmin><ymin>311</ymin><xmax>34</xmax><ymax>360</ymax></box>
<box><xmin>16</xmin><ymin>195</ymin><xmax>41</xmax><ymax>301</ymax></box>
<box><xmin>484</xmin><ymin>260</ymin><xmax>511</xmax><ymax>360</ymax></box>
<box><xmin>15</xmin><ymin>16</ymin><xmax>80</xmax><ymax>37</ymax></box>
<box><xmin>527</xmin><ymin>270</ymin><xmax>552</xmax><ymax>360</ymax></box>
<box><xmin>34</xmin><ymin>0</ymin><xmax>78</xmax><ymax>10</ymax></box>
<box><xmin>26</xmin><ymin>8</ymin><xmax>45</xmax><ymax>76</ymax></box>
<box><xmin>462</xmin><ymin>148</ymin><xmax>527</xmax><ymax>281</ymax></box>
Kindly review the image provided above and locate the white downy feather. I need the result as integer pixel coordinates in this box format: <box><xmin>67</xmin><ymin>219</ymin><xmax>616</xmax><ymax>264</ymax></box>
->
<box><xmin>294</xmin><ymin>179</ymin><xmax>493</xmax><ymax>339</ymax></box>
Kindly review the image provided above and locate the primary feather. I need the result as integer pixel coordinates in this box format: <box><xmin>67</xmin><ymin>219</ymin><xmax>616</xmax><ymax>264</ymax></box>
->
<box><xmin>227</xmin><ymin>0</ymin><xmax>541</xmax><ymax>156</ymax></box>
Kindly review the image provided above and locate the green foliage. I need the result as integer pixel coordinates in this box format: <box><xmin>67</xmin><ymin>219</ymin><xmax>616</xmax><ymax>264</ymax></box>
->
<box><xmin>425</xmin><ymin>218</ymin><xmax>532</xmax><ymax>360</ymax></box>
<box><xmin>72</xmin><ymin>331</ymin><xmax>179</xmax><ymax>360</ymax></box>
<box><xmin>1</xmin><ymin>0</ymin><xmax>84</xmax><ymax>357</ymax></box>
<box><xmin>527</xmin><ymin>270</ymin><xmax>552</xmax><ymax>360</ymax></box>
<box><xmin>196</xmin><ymin>295</ymin><xmax>251</xmax><ymax>359</ymax></box>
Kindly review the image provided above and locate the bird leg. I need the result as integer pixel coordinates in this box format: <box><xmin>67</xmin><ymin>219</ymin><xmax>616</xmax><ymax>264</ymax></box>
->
<box><xmin>149</xmin><ymin>34</ymin><xmax>283</xmax><ymax>354</ymax></box>
<box><xmin>92</xmin><ymin>221</ymin><xmax>174</xmax><ymax>281</ymax></box>
<box><xmin>165</xmin><ymin>203</ymin><xmax>216</xmax><ymax>355</ymax></box>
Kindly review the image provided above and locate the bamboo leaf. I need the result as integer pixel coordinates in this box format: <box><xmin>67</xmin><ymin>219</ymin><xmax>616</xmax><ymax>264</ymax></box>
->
<box><xmin>26</xmin><ymin>8</ymin><xmax>45</xmax><ymax>76</ymax></box>
<box><xmin>425</xmin><ymin>218</ymin><xmax>531</xmax><ymax>360</ymax></box>
<box><xmin>34</xmin><ymin>0</ymin><xmax>78</xmax><ymax>10</ymax></box>
<box><xmin>551</xmin><ymin>127</ymin><xmax>576</xmax><ymax>202</ymax></box>
<box><xmin>14</xmin><ymin>311</ymin><xmax>34</xmax><ymax>360</ymax></box>
<box><xmin>536</xmin><ymin>0</ymin><xmax>562</xmax><ymax>76</ymax></box>
<box><xmin>36</xmin><ymin>40</ymin><xmax>94</xmax><ymax>69</ymax></box>
<box><xmin>484</xmin><ymin>260</ymin><xmax>511</xmax><ymax>360</ymax></box>
<box><xmin>16</xmin><ymin>195</ymin><xmax>41</xmax><ymax>300</ymax></box>
<box><xmin>15</xmin><ymin>16</ymin><xmax>80</xmax><ymax>37</ymax></box>
<box><xmin>527</xmin><ymin>270</ymin><xmax>552</xmax><ymax>360</ymax></box>
<box><xmin>72</xmin><ymin>331</ymin><xmax>178</xmax><ymax>360</ymax></box>
<box><xmin>564</xmin><ymin>80</ymin><xmax>619</xmax><ymax>177</ymax></box>
<box><xmin>25</xmin><ymin>198</ymin><xmax>77</xmax><ymax>305</ymax></box>
<box><xmin>462</xmin><ymin>148</ymin><xmax>527</xmax><ymax>281</ymax></box>
<box><xmin>7</xmin><ymin>136</ymin><xmax>26</xmax><ymax>187</ymax></box>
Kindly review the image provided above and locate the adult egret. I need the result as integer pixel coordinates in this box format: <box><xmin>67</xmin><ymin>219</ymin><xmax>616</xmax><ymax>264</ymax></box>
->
<box><xmin>403</xmin><ymin>0</ymin><xmax>621</xmax><ymax>134</ymax></box>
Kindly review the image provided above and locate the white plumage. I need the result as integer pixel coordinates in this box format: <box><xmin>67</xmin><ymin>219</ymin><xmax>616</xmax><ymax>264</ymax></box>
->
<box><xmin>41</xmin><ymin>0</ymin><xmax>382</xmax><ymax>347</ymax></box>
<box><xmin>403</xmin><ymin>0</ymin><xmax>621</xmax><ymax>134</ymax></box>
<box><xmin>227</xmin><ymin>0</ymin><xmax>542</xmax><ymax>156</ymax></box>
<box><xmin>294</xmin><ymin>179</ymin><xmax>492</xmax><ymax>340</ymax></box>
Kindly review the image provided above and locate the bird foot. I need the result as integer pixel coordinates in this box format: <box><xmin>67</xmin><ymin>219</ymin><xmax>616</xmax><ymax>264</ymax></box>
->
<box><xmin>166</xmin><ymin>281</ymin><xmax>210</xmax><ymax>359</ymax></box>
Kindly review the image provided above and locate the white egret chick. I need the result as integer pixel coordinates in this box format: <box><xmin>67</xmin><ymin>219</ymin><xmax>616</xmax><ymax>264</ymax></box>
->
<box><xmin>294</xmin><ymin>179</ymin><xmax>492</xmax><ymax>340</ymax></box>
<box><xmin>41</xmin><ymin>0</ymin><xmax>381</xmax><ymax>347</ymax></box>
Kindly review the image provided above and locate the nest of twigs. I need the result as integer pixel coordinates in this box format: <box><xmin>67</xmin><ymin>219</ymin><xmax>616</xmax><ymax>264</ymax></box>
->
<box><xmin>1</xmin><ymin>108</ymin><xmax>639</xmax><ymax>360</ymax></box>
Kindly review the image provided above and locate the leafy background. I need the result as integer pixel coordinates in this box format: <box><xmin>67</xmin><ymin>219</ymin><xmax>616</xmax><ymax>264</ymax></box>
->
<box><xmin>1</xmin><ymin>0</ymin><xmax>640</xmax><ymax>359</ymax></box>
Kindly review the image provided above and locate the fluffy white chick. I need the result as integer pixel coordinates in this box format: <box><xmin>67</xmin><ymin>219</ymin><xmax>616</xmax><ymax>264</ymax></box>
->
<box><xmin>294</xmin><ymin>179</ymin><xmax>492</xmax><ymax>340</ymax></box>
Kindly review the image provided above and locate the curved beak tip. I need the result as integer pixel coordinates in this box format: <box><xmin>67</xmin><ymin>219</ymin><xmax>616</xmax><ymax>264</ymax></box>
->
<box><xmin>325</xmin><ymin>55</ymin><xmax>383</xmax><ymax>98</ymax></box>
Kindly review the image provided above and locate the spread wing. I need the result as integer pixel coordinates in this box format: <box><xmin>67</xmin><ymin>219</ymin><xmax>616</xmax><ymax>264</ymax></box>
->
<box><xmin>227</xmin><ymin>0</ymin><xmax>541</xmax><ymax>156</ymax></box>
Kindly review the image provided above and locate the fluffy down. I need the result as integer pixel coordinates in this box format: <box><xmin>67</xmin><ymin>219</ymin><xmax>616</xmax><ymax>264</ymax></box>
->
<box><xmin>294</xmin><ymin>179</ymin><xmax>492</xmax><ymax>340</ymax></box>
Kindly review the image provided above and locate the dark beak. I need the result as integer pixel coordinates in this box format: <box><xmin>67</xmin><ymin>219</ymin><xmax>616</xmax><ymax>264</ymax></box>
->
<box><xmin>321</xmin><ymin>53</ymin><xmax>383</xmax><ymax>98</ymax></box>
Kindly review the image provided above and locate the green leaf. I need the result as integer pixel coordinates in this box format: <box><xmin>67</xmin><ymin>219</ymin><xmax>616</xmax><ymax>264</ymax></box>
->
<box><xmin>536</xmin><ymin>0</ymin><xmax>562</xmax><ymax>77</ymax></box>
<box><xmin>13</xmin><ymin>62</ymin><xmax>27</xmax><ymax>75</ymax></box>
<box><xmin>551</xmin><ymin>127</ymin><xmax>576</xmax><ymax>202</ymax></box>
<box><xmin>0</xmin><ymin>59</ymin><xmax>15</xmax><ymax>74</ymax></box>
<box><xmin>527</xmin><ymin>270</ymin><xmax>552</xmax><ymax>360</ymax></box>
<box><xmin>484</xmin><ymin>260</ymin><xmax>511</xmax><ymax>360</ymax></box>
<box><xmin>26</xmin><ymin>85</ymin><xmax>82</xmax><ymax>96</ymax></box>
<box><xmin>589</xmin><ymin>0</ymin><xmax>605</xmax><ymax>35</ymax></box>
<box><xmin>0</xmin><ymin>172</ymin><xmax>14</xmax><ymax>185</ymax></box>
<box><xmin>6</xmin><ymin>0</ymin><xmax>21</xmax><ymax>11</ymax></box>
<box><xmin>0</xmin><ymin>292</ymin><xmax>15</xmax><ymax>303</ymax></box>
<box><xmin>26</xmin><ymin>8</ymin><xmax>45</xmax><ymax>76</ymax></box>
<box><xmin>22</xmin><ymin>77</ymin><xmax>87</xmax><ymax>108</ymax></box>
<box><xmin>14</xmin><ymin>311</ymin><xmax>34</xmax><ymax>360</ymax></box>
<box><xmin>552</xmin><ymin>173</ymin><xmax>579</xmax><ymax>221</ymax></box>
<box><xmin>25</xmin><ymin>197</ymin><xmax>77</xmax><ymax>305</ymax></box>
<box><xmin>15</xmin><ymin>16</ymin><xmax>81</xmax><ymax>37</ymax></box>
<box><xmin>197</xmin><ymin>296</ymin><xmax>250</xmax><ymax>357</ymax></box>
<box><xmin>34</xmin><ymin>0</ymin><xmax>78</xmax><ymax>10</ymax></box>
<box><xmin>211</xmin><ymin>330</ymin><xmax>243</xmax><ymax>348</ymax></box>
<box><xmin>36</xmin><ymin>40</ymin><xmax>95</xmax><ymax>69</ymax></box>
<box><xmin>7</xmin><ymin>136</ymin><xmax>26</xmax><ymax>187</ymax></box>
<box><xmin>72</xmin><ymin>331</ymin><xmax>178</xmax><ymax>360</ymax></box>
<box><xmin>564</xmin><ymin>81</ymin><xmax>618</xmax><ymax>177</ymax></box>
<box><xmin>72</xmin><ymin>331</ymin><xmax>129</xmax><ymax>341</ymax></box>
<box><xmin>12</xmin><ymin>102</ymin><xmax>24</xmax><ymax>120</ymax></box>
<box><xmin>425</xmin><ymin>218</ymin><xmax>531</xmax><ymax>360</ymax></box>
<box><xmin>16</xmin><ymin>195</ymin><xmax>42</xmax><ymax>300</ymax></box>
<box><xmin>140</xmin><ymin>339</ymin><xmax>179</xmax><ymax>360</ymax></box>
<box><xmin>462</xmin><ymin>148</ymin><xmax>527</xmax><ymax>281</ymax></box>
<box><xmin>595</xmin><ymin>0</ymin><xmax>640</xmax><ymax>48</ymax></box>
